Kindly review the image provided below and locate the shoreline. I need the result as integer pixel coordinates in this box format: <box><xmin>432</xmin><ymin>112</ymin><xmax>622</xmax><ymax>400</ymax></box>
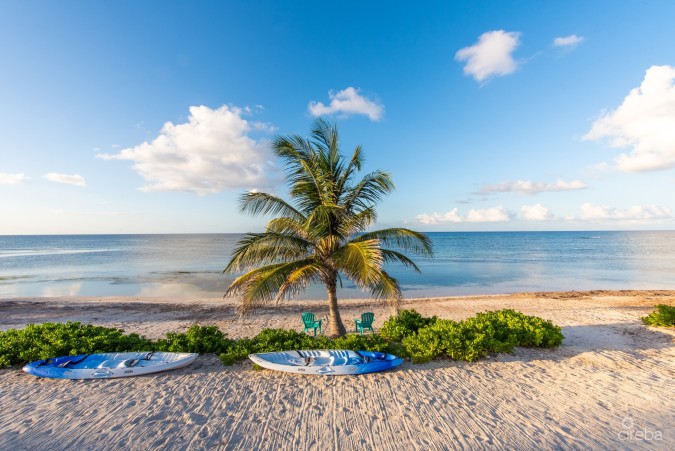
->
<box><xmin>2</xmin><ymin>289</ymin><xmax>674</xmax><ymax>338</ymax></box>
<box><xmin>1</xmin><ymin>290</ymin><xmax>674</xmax><ymax>449</ymax></box>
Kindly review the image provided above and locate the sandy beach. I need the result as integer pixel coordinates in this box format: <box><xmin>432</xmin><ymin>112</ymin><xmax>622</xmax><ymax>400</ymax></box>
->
<box><xmin>1</xmin><ymin>290</ymin><xmax>673</xmax><ymax>450</ymax></box>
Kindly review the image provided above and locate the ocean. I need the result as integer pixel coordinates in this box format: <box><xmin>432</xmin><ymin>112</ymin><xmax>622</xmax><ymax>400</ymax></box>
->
<box><xmin>1</xmin><ymin>231</ymin><xmax>674</xmax><ymax>299</ymax></box>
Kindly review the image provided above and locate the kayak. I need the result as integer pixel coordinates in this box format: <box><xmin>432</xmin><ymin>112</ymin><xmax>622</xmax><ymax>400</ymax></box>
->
<box><xmin>248</xmin><ymin>350</ymin><xmax>403</xmax><ymax>375</ymax></box>
<box><xmin>22</xmin><ymin>351</ymin><xmax>198</xmax><ymax>380</ymax></box>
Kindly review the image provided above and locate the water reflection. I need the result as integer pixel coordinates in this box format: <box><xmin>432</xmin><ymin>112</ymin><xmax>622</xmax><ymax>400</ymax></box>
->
<box><xmin>42</xmin><ymin>283</ymin><xmax>82</xmax><ymax>297</ymax></box>
<box><xmin>2</xmin><ymin>231</ymin><xmax>675</xmax><ymax>299</ymax></box>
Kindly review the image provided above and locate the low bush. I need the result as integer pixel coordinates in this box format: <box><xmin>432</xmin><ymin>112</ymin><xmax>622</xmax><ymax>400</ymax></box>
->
<box><xmin>155</xmin><ymin>324</ymin><xmax>232</xmax><ymax>354</ymax></box>
<box><xmin>642</xmin><ymin>304</ymin><xmax>675</xmax><ymax>327</ymax></box>
<box><xmin>249</xmin><ymin>328</ymin><xmax>326</xmax><ymax>353</ymax></box>
<box><xmin>0</xmin><ymin>310</ymin><xmax>565</xmax><ymax>368</ymax></box>
<box><xmin>398</xmin><ymin>309</ymin><xmax>563</xmax><ymax>363</ymax></box>
<box><xmin>328</xmin><ymin>332</ymin><xmax>397</xmax><ymax>354</ymax></box>
<box><xmin>0</xmin><ymin>322</ymin><xmax>153</xmax><ymax>368</ymax></box>
<box><xmin>379</xmin><ymin>309</ymin><xmax>437</xmax><ymax>341</ymax></box>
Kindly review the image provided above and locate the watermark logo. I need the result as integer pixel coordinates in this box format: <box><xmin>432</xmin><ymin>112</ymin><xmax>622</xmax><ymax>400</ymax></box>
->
<box><xmin>618</xmin><ymin>415</ymin><xmax>663</xmax><ymax>442</ymax></box>
<box><xmin>621</xmin><ymin>416</ymin><xmax>635</xmax><ymax>430</ymax></box>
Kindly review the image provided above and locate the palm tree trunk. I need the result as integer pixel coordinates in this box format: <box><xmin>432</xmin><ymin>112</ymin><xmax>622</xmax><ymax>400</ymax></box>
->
<box><xmin>326</xmin><ymin>277</ymin><xmax>347</xmax><ymax>337</ymax></box>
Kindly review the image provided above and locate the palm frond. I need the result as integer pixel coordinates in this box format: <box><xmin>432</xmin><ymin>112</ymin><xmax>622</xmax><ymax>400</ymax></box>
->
<box><xmin>380</xmin><ymin>249</ymin><xmax>422</xmax><ymax>272</ymax></box>
<box><xmin>368</xmin><ymin>269</ymin><xmax>402</xmax><ymax>306</ymax></box>
<box><xmin>356</xmin><ymin>228</ymin><xmax>433</xmax><ymax>257</ymax></box>
<box><xmin>226</xmin><ymin>259</ymin><xmax>318</xmax><ymax>314</ymax></box>
<box><xmin>343</xmin><ymin>170</ymin><xmax>395</xmax><ymax>212</ymax></box>
<box><xmin>275</xmin><ymin>262</ymin><xmax>324</xmax><ymax>302</ymax></box>
<box><xmin>336</xmin><ymin>144</ymin><xmax>363</xmax><ymax>195</ymax></box>
<box><xmin>266</xmin><ymin>217</ymin><xmax>309</xmax><ymax>238</ymax></box>
<box><xmin>304</xmin><ymin>204</ymin><xmax>346</xmax><ymax>239</ymax></box>
<box><xmin>311</xmin><ymin>119</ymin><xmax>340</xmax><ymax>166</ymax></box>
<box><xmin>332</xmin><ymin>239</ymin><xmax>384</xmax><ymax>288</ymax></box>
<box><xmin>224</xmin><ymin>232</ymin><xmax>311</xmax><ymax>273</ymax></box>
<box><xmin>314</xmin><ymin>235</ymin><xmax>342</xmax><ymax>258</ymax></box>
<box><xmin>337</xmin><ymin>206</ymin><xmax>377</xmax><ymax>237</ymax></box>
<box><xmin>239</xmin><ymin>192</ymin><xmax>305</xmax><ymax>222</ymax></box>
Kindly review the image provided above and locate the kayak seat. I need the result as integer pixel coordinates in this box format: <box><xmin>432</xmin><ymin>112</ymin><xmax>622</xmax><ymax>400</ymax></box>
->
<box><xmin>96</xmin><ymin>359</ymin><xmax>140</xmax><ymax>369</ymax></box>
<box><xmin>121</xmin><ymin>359</ymin><xmax>140</xmax><ymax>368</ymax></box>
<box><xmin>346</xmin><ymin>357</ymin><xmax>362</xmax><ymax>365</ymax></box>
<box><xmin>328</xmin><ymin>350</ymin><xmax>351</xmax><ymax>366</ymax></box>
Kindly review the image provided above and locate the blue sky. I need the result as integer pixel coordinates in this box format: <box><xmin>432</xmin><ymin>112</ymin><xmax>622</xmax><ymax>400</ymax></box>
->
<box><xmin>1</xmin><ymin>0</ymin><xmax>674</xmax><ymax>234</ymax></box>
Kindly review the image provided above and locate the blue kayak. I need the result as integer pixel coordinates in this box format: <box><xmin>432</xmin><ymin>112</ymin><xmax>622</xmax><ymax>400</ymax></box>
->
<box><xmin>22</xmin><ymin>351</ymin><xmax>197</xmax><ymax>380</ymax></box>
<box><xmin>249</xmin><ymin>350</ymin><xmax>404</xmax><ymax>375</ymax></box>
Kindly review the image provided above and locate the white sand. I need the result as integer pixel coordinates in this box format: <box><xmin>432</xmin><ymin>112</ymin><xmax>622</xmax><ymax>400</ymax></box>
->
<box><xmin>0</xmin><ymin>291</ymin><xmax>673</xmax><ymax>450</ymax></box>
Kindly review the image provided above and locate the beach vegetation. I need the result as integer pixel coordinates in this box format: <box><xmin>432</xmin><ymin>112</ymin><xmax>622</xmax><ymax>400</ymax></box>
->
<box><xmin>154</xmin><ymin>324</ymin><xmax>233</xmax><ymax>354</ymax></box>
<box><xmin>0</xmin><ymin>322</ymin><xmax>152</xmax><ymax>368</ymax></box>
<box><xmin>380</xmin><ymin>308</ymin><xmax>438</xmax><ymax>341</ymax></box>
<box><xmin>641</xmin><ymin>304</ymin><xmax>675</xmax><ymax>327</ymax></box>
<box><xmin>394</xmin><ymin>309</ymin><xmax>564</xmax><ymax>363</ymax></box>
<box><xmin>223</xmin><ymin>119</ymin><xmax>432</xmax><ymax>336</ymax></box>
<box><xmin>0</xmin><ymin>311</ymin><xmax>563</xmax><ymax>368</ymax></box>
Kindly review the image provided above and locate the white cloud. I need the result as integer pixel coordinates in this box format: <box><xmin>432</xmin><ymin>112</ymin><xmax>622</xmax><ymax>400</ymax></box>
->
<box><xmin>521</xmin><ymin>204</ymin><xmax>553</xmax><ymax>221</ymax></box>
<box><xmin>478</xmin><ymin>179</ymin><xmax>587</xmax><ymax>195</ymax></box>
<box><xmin>466</xmin><ymin>206</ymin><xmax>512</xmax><ymax>222</ymax></box>
<box><xmin>417</xmin><ymin>206</ymin><xmax>513</xmax><ymax>225</ymax></box>
<box><xmin>553</xmin><ymin>34</ymin><xmax>584</xmax><ymax>48</ymax></box>
<box><xmin>583</xmin><ymin>65</ymin><xmax>675</xmax><ymax>172</ymax></box>
<box><xmin>308</xmin><ymin>87</ymin><xmax>384</xmax><ymax>121</ymax></box>
<box><xmin>44</xmin><ymin>173</ymin><xmax>86</xmax><ymax>187</ymax></box>
<box><xmin>98</xmin><ymin>105</ymin><xmax>276</xmax><ymax>195</ymax></box>
<box><xmin>0</xmin><ymin>173</ymin><xmax>29</xmax><ymax>185</ymax></box>
<box><xmin>455</xmin><ymin>30</ymin><xmax>521</xmax><ymax>82</ymax></box>
<box><xmin>416</xmin><ymin>209</ymin><xmax>463</xmax><ymax>225</ymax></box>
<box><xmin>577</xmin><ymin>203</ymin><xmax>671</xmax><ymax>221</ymax></box>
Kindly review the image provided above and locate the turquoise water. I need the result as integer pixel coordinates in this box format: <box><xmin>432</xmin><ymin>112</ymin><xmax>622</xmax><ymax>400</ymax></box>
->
<box><xmin>1</xmin><ymin>231</ymin><xmax>674</xmax><ymax>298</ymax></box>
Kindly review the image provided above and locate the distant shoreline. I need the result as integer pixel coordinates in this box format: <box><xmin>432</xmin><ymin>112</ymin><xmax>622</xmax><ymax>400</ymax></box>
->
<box><xmin>3</xmin><ymin>231</ymin><xmax>675</xmax><ymax>298</ymax></box>
<box><xmin>2</xmin><ymin>289</ymin><xmax>674</xmax><ymax>336</ymax></box>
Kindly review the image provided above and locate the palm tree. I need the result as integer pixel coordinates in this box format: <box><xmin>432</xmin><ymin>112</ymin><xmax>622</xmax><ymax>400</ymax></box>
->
<box><xmin>224</xmin><ymin>119</ymin><xmax>432</xmax><ymax>336</ymax></box>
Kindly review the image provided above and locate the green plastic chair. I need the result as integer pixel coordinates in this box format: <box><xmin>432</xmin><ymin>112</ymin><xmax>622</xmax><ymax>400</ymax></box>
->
<box><xmin>354</xmin><ymin>312</ymin><xmax>375</xmax><ymax>335</ymax></box>
<box><xmin>302</xmin><ymin>312</ymin><xmax>322</xmax><ymax>336</ymax></box>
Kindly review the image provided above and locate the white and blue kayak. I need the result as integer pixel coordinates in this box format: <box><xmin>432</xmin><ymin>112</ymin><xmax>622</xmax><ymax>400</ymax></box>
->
<box><xmin>248</xmin><ymin>350</ymin><xmax>403</xmax><ymax>375</ymax></box>
<box><xmin>22</xmin><ymin>351</ymin><xmax>198</xmax><ymax>380</ymax></box>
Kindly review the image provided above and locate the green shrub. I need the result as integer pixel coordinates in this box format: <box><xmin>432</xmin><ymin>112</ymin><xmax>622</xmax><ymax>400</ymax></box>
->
<box><xmin>0</xmin><ymin>322</ymin><xmax>153</xmax><ymax>368</ymax></box>
<box><xmin>401</xmin><ymin>319</ymin><xmax>452</xmax><ymax>363</ymax></box>
<box><xmin>403</xmin><ymin>319</ymin><xmax>492</xmax><ymax>363</ymax></box>
<box><xmin>399</xmin><ymin>309</ymin><xmax>563</xmax><ymax>363</ymax></box>
<box><xmin>219</xmin><ymin>338</ymin><xmax>255</xmax><ymax>366</ymax></box>
<box><xmin>472</xmin><ymin>309</ymin><xmax>563</xmax><ymax>348</ymax></box>
<box><xmin>329</xmin><ymin>333</ymin><xmax>396</xmax><ymax>354</ymax></box>
<box><xmin>380</xmin><ymin>309</ymin><xmax>437</xmax><ymax>341</ymax></box>
<box><xmin>155</xmin><ymin>324</ymin><xmax>232</xmax><ymax>354</ymax></box>
<box><xmin>250</xmin><ymin>328</ymin><xmax>324</xmax><ymax>353</ymax></box>
<box><xmin>642</xmin><ymin>304</ymin><xmax>675</xmax><ymax>327</ymax></box>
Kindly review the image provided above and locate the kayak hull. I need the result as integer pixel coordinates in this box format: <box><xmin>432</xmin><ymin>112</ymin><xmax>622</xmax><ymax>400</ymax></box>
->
<box><xmin>22</xmin><ymin>352</ymin><xmax>198</xmax><ymax>380</ymax></box>
<box><xmin>249</xmin><ymin>350</ymin><xmax>403</xmax><ymax>375</ymax></box>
